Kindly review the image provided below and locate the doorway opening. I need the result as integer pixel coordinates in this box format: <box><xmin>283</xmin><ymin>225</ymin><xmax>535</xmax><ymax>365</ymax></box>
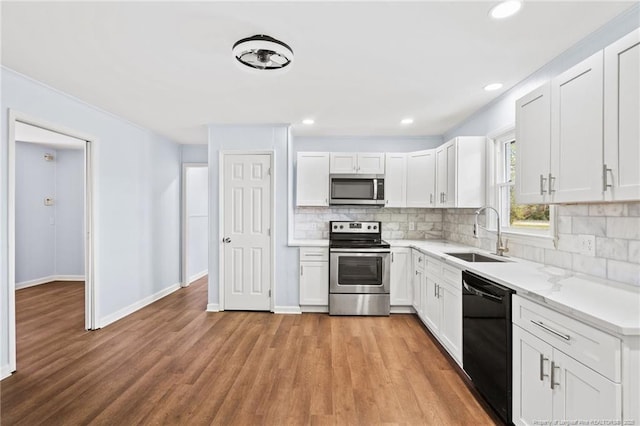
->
<box><xmin>7</xmin><ymin>111</ymin><xmax>96</xmax><ymax>374</ymax></box>
<box><xmin>182</xmin><ymin>163</ymin><xmax>209</xmax><ymax>287</ymax></box>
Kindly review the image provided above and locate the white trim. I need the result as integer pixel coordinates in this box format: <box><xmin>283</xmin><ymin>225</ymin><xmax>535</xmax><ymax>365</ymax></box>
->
<box><xmin>391</xmin><ymin>306</ymin><xmax>415</xmax><ymax>314</ymax></box>
<box><xmin>187</xmin><ymin>270</ymin><xmax>208</xmax><ymax>285</ymax></box>
<box><xmin>218</xmin><ymin>151</ymin><xmax>275</xmax><ymax>312</ymax></box>
<box><xmin>98</xmin><ymin>283</ymin><xmax>181</xmax><ymax>328</ymax></box>
<box><xmin>16</xmin><ymin>275</ymin><xmax>84</xmax><ymax>290</ymax></box>
<box><xmin>181</xmin><ymin>162</ymin><xmax>208</xmax><ymax>288</ymax></box>
<box><xmin>300</xmin><ymin>306</ymin><xmax>329</xmax><ymax>313</ymax></box>
<box><xmin>206</xmin><ymin>303</ymin><xmax>220</xmax><ymax>312</ymax></box>
<box><xmin>7</xmin><ymin>110</ymin><xmax>98</xmax><ymax>376</ymax></box>
<box><xmin>274</xmin><ymin>306</ymin><xmax>302</xmax><ymax>314</ymax></box>
<box><xmin>1</xmin><ymin>364</ymin><xmax>12</xmax><ymax>381</ymax></box>
<box><xmin>287</xmin><ymin>127</ymin><xmax>295</xmax><ymax>245</ymax></box>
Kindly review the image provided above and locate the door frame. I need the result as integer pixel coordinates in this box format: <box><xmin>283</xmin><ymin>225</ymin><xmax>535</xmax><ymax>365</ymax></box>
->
<box><xmin>218</xmin><ymin>150</ymin><xmax>275</xmax><ymax>312</ymax></box>
<box><xmin>181</xmin><ymin>162</ymin><xmax>208</xmax><ymax>287</ymax></box>
<box><xmin>7</xmin><ymin>109</ymin><xmax>98</xmax><ymax>373</ymax></box>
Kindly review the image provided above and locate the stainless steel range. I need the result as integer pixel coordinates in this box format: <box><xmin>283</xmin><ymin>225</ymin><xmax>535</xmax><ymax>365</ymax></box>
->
<box><xmin>329</xmin><ymin>221</ymin><xmax>390</xmax><ymax>316</ymax></box>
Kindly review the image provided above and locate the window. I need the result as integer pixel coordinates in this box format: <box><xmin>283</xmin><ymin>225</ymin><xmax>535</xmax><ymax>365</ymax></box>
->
<box><xmin>494</xmin><ymin>130</ymin><xmax>555</xmax><ymax>240</ymax></box>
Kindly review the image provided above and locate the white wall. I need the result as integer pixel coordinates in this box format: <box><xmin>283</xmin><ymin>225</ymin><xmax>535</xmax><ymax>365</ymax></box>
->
<box><xmin>208</xmin><ymin>125</ymin><xmax>297</xmax><ymax>310</ymax></box>
<box><xmin>15</xmin><ymin>143</ymin><xmax>85</xmax><ymax>286</ymax></box>
<box><xmin>1</xmin><ymin>67</ymin><xmax>182</xmax><ymax>378</ymax></box>
<box><xmin>186</xmin><ymin>166</ymin><xmax>208</xmax><ymax>283</ymax></box>
<box><xmin>181</xmin><ymin>144</ymin><xmax>208</xmax><ymax>163</ymax></box>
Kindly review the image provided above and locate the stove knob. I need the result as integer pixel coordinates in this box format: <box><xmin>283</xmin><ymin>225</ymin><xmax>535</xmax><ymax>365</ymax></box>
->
<box><xmin>339</xmin><ymin>225</ymin><xmax>344</xmax><ymax>229</ymax></box>
<box><xmin>373</xmin><ymin>225</ymin><xmax>377</xmax><ymax>230</ymax></box>
<box><xmin>333</xmin><ymin>225</ymin><xmax>337</xmax><ymax>229</ymax></box>
<box><xmin>367</xmin><ymin>225</ymin><xmax>371</xmax><ymax>229</ymax></box>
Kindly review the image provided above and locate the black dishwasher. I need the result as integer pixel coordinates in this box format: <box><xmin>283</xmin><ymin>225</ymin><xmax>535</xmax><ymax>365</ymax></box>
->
<box><xmin>462</xmin><ymin>270</ymin><xmax>514</xmax><ymax>425</ymax></box>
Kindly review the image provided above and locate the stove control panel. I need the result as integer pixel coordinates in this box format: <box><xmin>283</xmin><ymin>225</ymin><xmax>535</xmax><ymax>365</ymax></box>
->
<box><xmin>330</xmin><ymin>221</ymin><xmax>380</xmax><ymax>233</ymax></box>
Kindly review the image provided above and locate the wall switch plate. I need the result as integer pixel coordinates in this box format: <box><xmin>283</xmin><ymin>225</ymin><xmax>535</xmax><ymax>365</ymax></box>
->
<box><xmin>578</xmin><ymin>234</ymin><xmax>595</xmax><ymax>256</ymax></box>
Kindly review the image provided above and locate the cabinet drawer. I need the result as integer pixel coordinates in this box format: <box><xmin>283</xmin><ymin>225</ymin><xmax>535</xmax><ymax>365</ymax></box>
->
<box><xmin>513</xmin><ymin>295</ymin><xmax>621</xmax><ymax>382</ymax></box>
<box><xmin>300</xmin><ymin>247</ymin><xmax>329</xmax><ymax>261</ymax></box>
<box><xmin>425</xmin><ymin>256</ymin><xmax>442</xmax><ymax>277</ymax></box>
<box><xmin>441</xmin><ymin>264</ymin><xmax>461</xmax><ymax>287</ymax></box>
<box><xmin>413</xmin><ymin>250</ymin><xmax>425</xmax><ymax>271</ymax></box>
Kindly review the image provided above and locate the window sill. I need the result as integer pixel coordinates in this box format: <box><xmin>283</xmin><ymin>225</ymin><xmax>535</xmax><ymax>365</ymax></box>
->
<box><xmin>501</xmin><ymin>229</ymin><xmax>556</xmax><ymax>249</ymax></box>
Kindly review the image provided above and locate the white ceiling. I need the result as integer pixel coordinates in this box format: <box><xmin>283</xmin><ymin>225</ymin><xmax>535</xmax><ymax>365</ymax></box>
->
<box><xmin>1</xmin><ymin>1</ymin><xmax>635</xmax><ymax>144</ymax></box>
<box><xmin>15</xmin><ymin>122</ymin><xmax>85</xmax><ymax>150</ymax></box>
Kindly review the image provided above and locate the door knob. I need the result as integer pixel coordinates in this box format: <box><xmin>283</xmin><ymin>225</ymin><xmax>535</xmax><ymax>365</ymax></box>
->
<box><xmin>222</xmin><ymin>237</ymin><xmax>231</xmax><ymax>243</ymax></box>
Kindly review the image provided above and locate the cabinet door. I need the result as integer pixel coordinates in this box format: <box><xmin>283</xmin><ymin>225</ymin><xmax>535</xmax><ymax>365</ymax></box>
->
<box><xmin>551</xmin><ymin>51</ymin><xmax>604</xmax><ymax>203</ymax></box>
<box><xmin>512</xmin><ymin>326</ymin><xmax>553</xmax><ymax>426</ymax></box>
<box><xmin>299</xmin><ymin>261</ymin><xmax>329</xmax><ymax>305</ymax></box>
<box><xmin>385</xmin><ymin>153</ymin><xmax>407</xmax><ymax>207</ymax></box>
<box><xmin>390</xmin><ymin>248</ymin><xmax>411</xmax><ymax>305</ymax></box>
<box><xmin>406</xmin><ymin>150</ymin><xmax>436</xmax><ymax>207</ymax></box>
<box><xmin>329</xmin><ymin>153</ymin><xmax>357</xmax><ymax>173</ymax></box>
<box><xmin>435</xmin><ymin>145</ymin><xmax>449</xmax><ymax>207</ymax></box>
<box><xmin>516</xmin><ymin>83</ymin><xmax>552</xmax><ymax>204</ymax></box>
<box><xmin>604</xmin><ymin>28</ymin><xmax>640</xmax><ymax>201</ymax></box>
<box><xmin>439</xmin><ymin>281</ymin><xmax>462</xmax><ymax>364</ymax></box>
<box><xmin>412</xmin><ymin>268</ymin><xmax>423</xmax><ymax>314</ymax></box>
<box><xmin>296</xmin><ymin>152</ymin><xmax>329</xmax><ymax>206</ymax></box>
<box><xmin>444</xmin><ymin>142</ymin><xmax>457</xmax><ymax>207</ymax></box>
<box><xmin>357</xmin><ymin>153</ymin><xmax>385</xmax><ymax>174</ymax></box>
<box><xmin>423</xmin><ymin>274</ymin><xmax>440</xmax><ymax>334</ymax></box>
<box><xmin>551</xmin><ymin>349</ymin><xmax>622</xmax><ymax>422</ymax></box>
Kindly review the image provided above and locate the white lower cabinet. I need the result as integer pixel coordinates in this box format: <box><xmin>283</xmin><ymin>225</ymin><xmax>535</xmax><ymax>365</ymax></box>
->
<box><xmin>299</xmin><ymin>247</ymin><xmax>329</xmax><ymax>310</ymax></box>
<box><xmin>512</xmin><ymin>295</ymin><xmax>622</xmax><ymax>425</ymax></box>
<box><xmin>390</xmin><ymin>248</ymin><xmax>411</xmax><ymax>306</ymax></box>
<box><xmin>417</xmin><ymin>253</ymin><xmax>462</xmax><ymax>365</ymax></box>
<box><xmin>412</xmin><ymin>250</ymin><xmax>425</xmax><ymax>316</ymax></box>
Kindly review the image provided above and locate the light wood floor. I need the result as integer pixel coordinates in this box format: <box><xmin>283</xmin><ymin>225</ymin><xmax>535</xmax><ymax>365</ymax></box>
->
<box><xmin>1</xmin><ymin>278</ymin><xmax>500</xmax><ymax>425</ymax></box>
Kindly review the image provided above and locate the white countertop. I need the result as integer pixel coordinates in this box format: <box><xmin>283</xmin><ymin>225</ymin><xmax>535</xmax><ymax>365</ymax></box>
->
<box><xmin>292</xmin><ymin>238</ymin><xmax>640</xmax><ymax>336</ymax></box>
<box><xmin>389</xmin><ymin>239</ymin><xmax>640</xmax><ymax>337</ymax></box>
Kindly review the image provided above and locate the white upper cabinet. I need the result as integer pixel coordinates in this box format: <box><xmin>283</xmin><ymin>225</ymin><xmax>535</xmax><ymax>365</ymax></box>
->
<box><xmin>515</xmin><ymin>82</ymin><xmax>552</xmax><ymax>204</ymax></box>
<box><xmin>550</xmin><ymin>51</ymin><xmax>604</xmax><ymax>203</ymax></box>
<box><xmin>385</xmin><ymin>153</ymin><xmax>407</xmax><ymax>207</ymax></box>
<box><xmin>296</xmin><ymin>152</ymin><xmax>329</xmax><ymax>206</ymax></box>
<box><xmin>329</xmin><ymin>152</ymin><xmax>385</xmax><ymax>174</ymax></box>
<box><xmin>604</xmin><ymin>28</ymin><xmax>640</xmax><ymax>201</ymax></box>
<box><xmin>406</xmin><ymin>150</ymin><xmax>436</xmax><ymax>207</ymax></box>
<box><xmin>436</xmin><ymin>137</ymin><xmax>486</xmax><ymax>208</ymax></box>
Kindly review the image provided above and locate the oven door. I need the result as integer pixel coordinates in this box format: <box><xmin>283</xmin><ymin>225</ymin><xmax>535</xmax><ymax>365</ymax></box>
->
<box><xmin>329</xmin><ymin>249</ymin><xmax>390</xmax><ymax>294</ymax></box>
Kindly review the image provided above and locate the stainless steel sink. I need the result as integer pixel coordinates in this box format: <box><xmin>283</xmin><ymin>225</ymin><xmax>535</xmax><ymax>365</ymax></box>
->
<box><xmin>445</xmin><ymin>252</ymin><xmax>509</xmax><ymax>263</ymax></box>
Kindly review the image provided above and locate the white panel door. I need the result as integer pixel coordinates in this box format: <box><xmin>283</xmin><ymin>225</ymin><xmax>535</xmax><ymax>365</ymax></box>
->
<box><xmin>384</xmin><ymin>153</ymin><xmax>407</xmax><ymax>207</ymax></box>
<box><xmin>406</xmin><ymin>150</ymin><xmax>435</xmax><ymax>207</ymax></box>
<box><xmin>357</xmin><ymin>153</ymin><xmax>385</xmax><ymax>174</ymax></box>
<box><xmin>516</xmin><ymin>83</ymin><xmax>552</xmax><ymax>204</ymax></box>
<box><xmin>551</xmin><ymin>51</ymin><xmax>604</xmax><ymax>203</ymax></box>
<box><xmin>390</xmin><ymin>248</ymin><xmax>411</xmax><ymax>305</ymax></box>
<box><xmin>604</xmin><ymin>29</ymin><xmax>640</xmax><ymax>201</ymax></box>
<box><xmin>296</xmin><ymin>152</ymin><xmax>329</xmax><ymax>206</ymax></box>
<box><xmin>551</xmin><ymin>349</ymin><xmax>622</xmax><ymax>422</ymax></box>
<box><xmin>439</xmin><ymin>281</ymin><xmax>462</xmax><ymax>363</ymax></box>
<box><xmin>329</xmin><ymin>152</ymin><xmax>357</xmax><ymax>173</ymax></box>
<box><xmin>223</xmin><ymin>154</ymin><xmax>271</xmax><ymax>311</ymax></box>
<box><xmin>512</xmin><ymin>326</ymin><xmax>553</xmax><ymax>426</ymax></box>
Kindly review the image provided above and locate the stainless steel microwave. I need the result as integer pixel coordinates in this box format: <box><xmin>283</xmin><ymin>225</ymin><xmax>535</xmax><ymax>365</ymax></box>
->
<box><xmin>329</xmin><ymin>174</ymin><xmax>385</xmax><ymax>206</ymax></box>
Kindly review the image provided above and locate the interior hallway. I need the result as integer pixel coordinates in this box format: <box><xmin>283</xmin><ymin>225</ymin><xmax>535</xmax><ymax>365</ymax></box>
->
<box><xmin>1</xmin><ymin>278</ymin><xmax>499</xmax><ymax>425</ymax></box>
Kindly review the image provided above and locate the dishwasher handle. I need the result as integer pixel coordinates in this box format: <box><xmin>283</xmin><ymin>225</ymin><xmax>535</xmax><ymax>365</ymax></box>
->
<box><xmin>463</xmin><ymin>281</ymin><xmax>503</xmax><ymax>302</ymax></box>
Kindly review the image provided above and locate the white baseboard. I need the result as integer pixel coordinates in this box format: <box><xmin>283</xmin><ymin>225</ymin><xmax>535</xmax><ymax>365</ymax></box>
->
<box><xmin>300</xmin><ymin>305</ymin><xmax>329</xmax><ymax>313</ymax></box>
<box><xmin>98</xmin><ymin>283</ymin><xmax>181</xmax><ymax>328</ymax></box>
<box><xmin>274</xmin><ymin>306</ymin><xmax>302</xmax><ymax>314</ymax></box>
<box><xmin>391</xmin><ymin>306</ymin><xmax>416</xmax><ymax>314</ymax></box>
<box><xmin>188</xmin><ymin>270</ymin><xmax>208</xmax><ymax>284</ymax></box>
<box><xmin>206</xmin><ymin>303</ymin><xmax>220</xmax><ymax>312</ymax></box>
<box><xmin>1</xmin><ymin>364</ymin><xmax>13</xmax><ymax>381</ymax></box>
<box><xmin>16</xmin><ymin>275</ymin><xmax>84</xmax><ymax>290</ymax></box>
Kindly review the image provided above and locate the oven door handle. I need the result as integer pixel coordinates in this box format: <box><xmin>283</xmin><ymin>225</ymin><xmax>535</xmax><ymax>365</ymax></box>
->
<box><xmin>330</xmin><ymin>248</ymin><xmax>390</xmax><ymax>253</ymax></box>
<box><xmin>463</xmin><ymin>282</ymin><xmax>503</xmax><ymax>302</ymax></box>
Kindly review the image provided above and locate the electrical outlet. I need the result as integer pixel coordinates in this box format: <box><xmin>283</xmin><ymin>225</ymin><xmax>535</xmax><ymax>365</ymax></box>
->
<box><xmin>409</xmin><ymin>222</ymin><xmax>416</xmax><ymax>231</ymax></box>
<box><xmin>578</xmin><ymin>234</ymin><xmax>595</xmax><ymax>256</ymax></box>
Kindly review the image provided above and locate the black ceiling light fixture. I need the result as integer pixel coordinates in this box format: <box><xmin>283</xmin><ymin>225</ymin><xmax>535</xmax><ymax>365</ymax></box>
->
<box><xmin>232</xmin><ymin>34</ymin><xmax>294</xmax><ymax>72</ymax></box>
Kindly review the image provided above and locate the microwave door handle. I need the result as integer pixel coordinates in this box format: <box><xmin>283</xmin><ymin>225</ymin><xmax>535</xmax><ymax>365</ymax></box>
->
<box><xmin>373</xmin><ymin>178</ymin><xmax>378</xmax><ymax>200</ymax></box>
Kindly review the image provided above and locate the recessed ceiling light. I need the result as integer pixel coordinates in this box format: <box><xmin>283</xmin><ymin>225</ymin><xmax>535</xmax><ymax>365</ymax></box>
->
<box><xmin>484</xmin><ymin>83</ymin><xmax>504</xmax><ymax>91</ymax></box>
<box><xmin>302</xmin><ymin>118</ymin><xmax>315</xmax><ymax>125</ymax></box>
<box><xmin>401</xmin><ymin>118</ymin><xmax>414</xmax><ymax>125</ymax></box>
<box><xmin>489</xmin><ymin>0</ymin><xmax>522</xmax><ymax>19</ymax></box>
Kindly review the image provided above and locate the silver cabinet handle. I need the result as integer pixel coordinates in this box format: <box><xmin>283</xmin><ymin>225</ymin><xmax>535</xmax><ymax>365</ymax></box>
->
<box><xmin>539</xmin><ymin>354</ymin><xmax>549</xmax><ymax>381</ymax></box>
<box><xmin>531</xmin><ymin>320</ymin><xmax>570</xmax><ymax>341</ymax></box>
<box><xmin>434</xmin><ymin>283</ymin><xmax>437</xmax><ymax>297</ymax></box>
<box><xmin>418</xmin><ymin>257</ymin><xmax>422</xmax><ymax>262</ymax></box>
<box><xmin>300</xmin><ymin>265</ymin><xmax>304</xmax><ymax>276</ymax></box>
<box><xmin>391</xmin><ymin>252</ymin><xmax>394</xmax><ymax>262</ymax></box>
<box><xmin>550</xmin><ymin>361</ymin><xmax>560</xmax><ymax>390</ymax></box>
<box><xmin>430</xmin><ymin>193</ymin><xmax>433</xmax><ymax>204</ymax></box>
<box><xmin>603</xmin><ymin>164</ymin><xmax>613</xmax><ymax>192</ymax></box>
<box><xmin>415</xmin><ymin>270</ymin><xmax>418</xmax><ymax>276</ymax></box>
<box><xmin>540</xmin><ymin>174</ymin><xmax>547</xmax><ymax>195</ymax></box>
<box><xmin>222</xmin><ymin>237</ymin><xmax>231</xmax><ymax>243</ymax></box>
<box><xmin>305</xmin><ymin>253</ymin><xmax>324</xmax><ymax>257</ymax></box>
<box><xmin>548</xmin><ymin>173</ymin><xmax>556</xmax><ymax>194</ymax></box>
<box><xmin>437</xmin><ymin>284</ymin><xmax>441</xmax><ymax>298</ymax></box>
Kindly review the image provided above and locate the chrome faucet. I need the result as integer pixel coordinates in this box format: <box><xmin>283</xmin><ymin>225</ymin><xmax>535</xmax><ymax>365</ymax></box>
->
<box><xmin>474</xmin><ymin>206</ymin><xmax>508</xmax><ymax>256</ymax></box>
